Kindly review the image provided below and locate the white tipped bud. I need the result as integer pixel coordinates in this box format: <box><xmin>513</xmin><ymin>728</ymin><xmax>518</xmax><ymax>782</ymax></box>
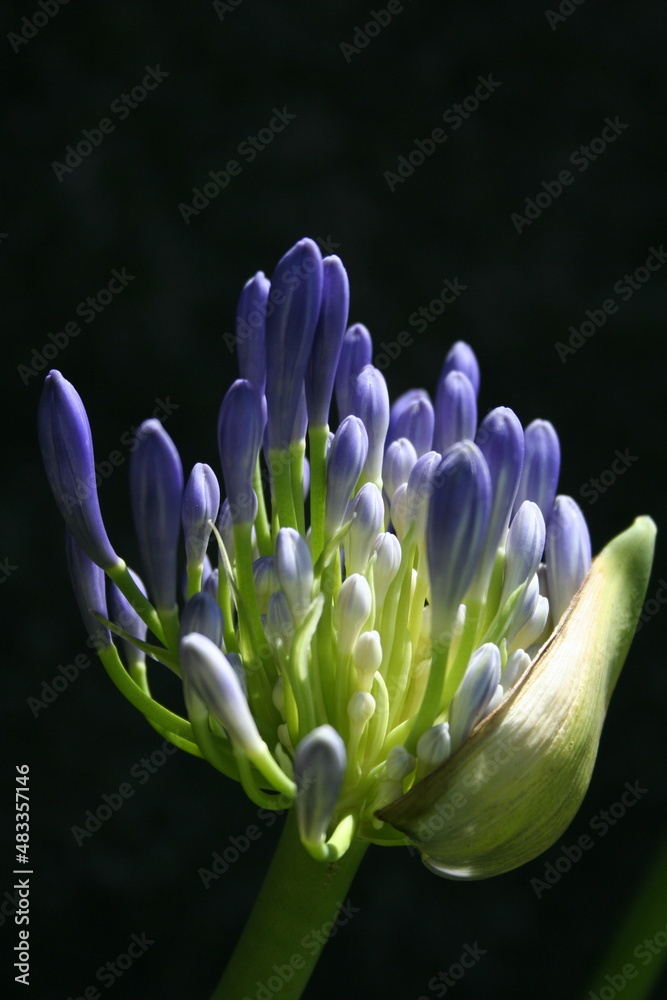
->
<box><xmin>417</xmin><ymin>722</ymin><xmax>452</xmax><ymax>771</ymax></box>
<box><xmin>501</xmin><ymin>649</ymin><xmax>531</xmax><ymax>691</ymax></box>
<box><xmin>294</xmin><ymin>725</ymin><xmax>347</xmax><ymax>848</ymax></box>
<box><xmin>353</xmin><ymin>629</ymin><xmax>383</xmax><ymax>691</ymax></box>
<box><xmin>348</xmin><ymin>690</ymin><xmax>376</xmax><ymax>725</ymax></box>
<box><xmin>371</xmin><ymin>532</ymin><xmax>402</xmax><ymax>606</ymax></box>
<box><xmin>336</xmin><ymin>573</ymin><xmax>372</xmax><ymax>657</ymax></box>
<box><xmin>385</xmin><ymin>745</ymin><xmax>416</xmax><ymax>782</ymax></box>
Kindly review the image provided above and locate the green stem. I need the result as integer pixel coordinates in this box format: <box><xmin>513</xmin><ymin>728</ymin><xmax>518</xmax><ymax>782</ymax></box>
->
<box><xmin>210</xmin><ymin>809</ymin><xmax>368</xmax><ymax>1000</ymax></box>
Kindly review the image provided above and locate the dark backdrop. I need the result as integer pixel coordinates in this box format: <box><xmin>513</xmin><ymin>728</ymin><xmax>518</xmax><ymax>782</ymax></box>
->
<box><xmin>2</xmin><ymin>2</ymin><xmax>666</xmax><ymax>999</ymax></box>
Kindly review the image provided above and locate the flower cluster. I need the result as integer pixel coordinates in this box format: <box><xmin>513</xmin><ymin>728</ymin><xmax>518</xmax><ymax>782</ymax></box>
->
<box><xmin>39</xmin><ymin>238</ymin><xmax>655</xmax><ymax>878</ymax></box>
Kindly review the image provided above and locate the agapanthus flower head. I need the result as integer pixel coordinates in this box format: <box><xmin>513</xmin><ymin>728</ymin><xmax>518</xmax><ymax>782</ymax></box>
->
<box><xmin>39</xmin><ymin>238</ymin><xmax>656</xmax><ymax>877</ymax></box>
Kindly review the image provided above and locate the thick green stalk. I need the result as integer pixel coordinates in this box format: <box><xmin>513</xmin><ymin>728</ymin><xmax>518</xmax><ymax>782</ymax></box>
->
<box><xmin>210</xmin><ymin>809</ymin><xmax>368</xmax><ymax>1000</ymax></box>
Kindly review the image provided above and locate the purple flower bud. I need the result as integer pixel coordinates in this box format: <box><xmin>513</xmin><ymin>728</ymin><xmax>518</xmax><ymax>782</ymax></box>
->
<box><xmin>501</xmin><ymin>501</ymin><xmax>546</xmax><ymax>606</ymax></box>
<box><xmin>294</xmin><ymin>725</ymin><xmax>346</xmax><ymax>847</ymax></box>
<box><xmin>438</xmin><ymin>340</ymin><xmax>480</xmax><ymax>397</ymax></box>
<box><xmin>203</xmin><ymin>567</ymin><xmax>219</xmax><ymax>602</ymax></box>
<box><xmin>335</xmin><ymin>323</ymin><xmax>373</xmax><ymax>420</ymax></box>
<box><xmin>433</xmin><ymin>371</ymin><xmax>477</xmax><ymax>454</ymax></box>
<box><xmin>449</xmin><ymin>642</ymin><xmax>501</xmax><ymax>751</ymax></box>
<box><xmin>275</xmin><ymin>527</ymin><xmax>314</xmax><ymax>623</ymax></box>
<box><xmin>324</xmin><ymin>415</ymin><xmax>368</xmax><ymax>538</ymax></box>
<box><xmin>182</xmin><ymin>463</ymin><xmax>221</xmax><ymax>569</ymax></box>
<box><xmin>65</xmin><ymin>529</ymin><xmax>111</xmax><ymax>648</ymax></box>
<box><xmin>344</xmin><ymin>482</ymin><xmax>384</xmax><ymax>575</ymax></box>
<box><xmin>39</xmin><ymin>371</ymin><xmax>119</xmax><ymax>570</ymax></box>
<box><xmin>108</xmin><ymin>568</ymin><xmax>148</xmax><ymax>664</ymax></box>
<box><xmin>253</xmin><ymin>556</ymin><xmax>278</xmax><ymax>614</ymax></box>
<box><xmin>236</xmin><ymin>272</ymin><xmax>270</xmax><ymax>392</ymax></box>
<box><xmin>180</xmin><ymin>592</ymin><xmax>224</xmax><ymax>647</ymax></box>
<box><xmin>130</xmin><ymin>419</ymin><xmax>184</xmax><ymax>612</ymax></box>
<box><xmin>352</xmin><ymin>365</ymin><xmax>390</xmax><ymax>486</ymax></box>
<box><xmin>382</xmin><ymin>438</ymin><xmax>418</xmax><ymax>502</ymax></box>
<box><xmin>427</xmin><ymin>442</ymin><xmax>491</xmax><ymax>636</ymax></box>
<box><xmin>512</xmin><ymin>419</ymin><xmax>560</xmax><ymax>522</ymax></box>
<box><xmin>265</xmin><ymin>238</ymin><xmax>324</xmax><ymax>449</ymax></box>
<box><xmin>306</xmin><ymin>255</ymin><xmax>349</xmax><ymax>428</ymax></box>
<box><xmin>474</xmin><ymin>407</ymin><xmax>525</xmax><ymax>587</ymax></box>
<box><xmin>180</xmin><ymin>633</ymin><xmax>263</xmax><ymax>754</ymax></box>
<box><xmin>388</xmin><ymin>389</ymin><xmax>435</xmax><ymax>458</ymax></box>
<box><xmin>217</xmin><ymin>379</ymin><xmax>262</xmax><ymax>523</ymax></box>
<box><xmin>265</xmin><ymin>589</ymin><xmax>295</xmax><ymax>653</ymax></box>
<box><xmin>545</xmin><ymin>495</ymin><xmax>592</xmax><ymax>624</ymax></box>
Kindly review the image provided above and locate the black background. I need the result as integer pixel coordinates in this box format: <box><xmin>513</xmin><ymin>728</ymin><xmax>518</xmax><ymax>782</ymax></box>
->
<box><xmin>2</xmin><ymin>2</ymin><xmax>666</xmax><ymax>999</ymax></box>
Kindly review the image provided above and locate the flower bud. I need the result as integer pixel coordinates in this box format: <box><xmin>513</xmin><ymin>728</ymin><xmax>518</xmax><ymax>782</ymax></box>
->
<box><xmin>344</xmin><ymin>483</ymin><xmax>384</xmax><ymax>576</ymax></box>
<box><xmin>306</xmin><ymin>255</ymin><xmax>349</xmax><ymax>428</ymax></box>
<box><xmin>388</xmin><ymin>389</ymin><xmax>434</xmax><ymax>457</ymax></box>
<box><xmin>65</xmin><ymin>529</ymin><xmax>112</xmax><ymax>649</ymax></box>
<box><xmin>218</xmin><ymin>380</ymin><xmax>262</xmax><ymax>524</ymax></box>
<box><xmin>324</xmin><ymin>415</ymin><xmax>368</xmax><ymax>538</ymax></box>
<box><xmin>545</xmin><ymin>495</ymin><xmax>592</xmax><ymax>625</ymax></box>
<box><xmin>433</xmin><ymin>371</ymin><xmax>477</xmax><ymax>454</ymax></box>
<box><xmin>236</xmin><ymin>271</ymin><xmax>269</xmax><ymax>392</ymax></box>
<box><xmin>182</xmin><ymin>463</ymin><xmax>221</xmax><ymax>571</ymax></box>
<box><xmin>378</xmin><ymin>516</ymin><xmax>656</xmax><ymax>879</ymax></box>
<box><xmin>335</xmin><ymin>323</ymin><xmax>372</xmax><ymax>420</ymax></box>
<box><xmin>39</xmin><ymin>371</ymin><xmax>119</xmax><ymax>570</ymax></box>
<box><xmin>130</xmin><ymin>419</ymin><xmax>184</xmax><ymax>612</ymax></box>
<box><xmin>336</xmin><ymin>574</ymin><xmax>372</xmax><ymax>657</ymax></box>
<box><xmin>275</xmin><ymin>527</ymin><xmax>314</xmax><ymax>624</ymax></box>
<box><xmin>180</xmin><ymin>592</ymin><xmax>224</xmax><ymax>647</ymax></box>
<box><xmin>512</xmin><ymin>419</ymin><xmax>560</xmax><ymax>522</ymax></box>
<box><xmin>294</xmin><ymin>725</ymin><xmax>346</xmax><ymax>848</ymax></box>
<box><xmin>437</xmin><ymin>340</ymin><xmax>480</xmax><ymax>397</ymax></box>
<box><xmin>352</xmin><ymin>365</ymin><xmax>390</xmax><ymax>488</ymax></box>
<box><xmin>382</xmin><ymin>438</ymin><xmax>418</xmax><ymax>503</ymax></box>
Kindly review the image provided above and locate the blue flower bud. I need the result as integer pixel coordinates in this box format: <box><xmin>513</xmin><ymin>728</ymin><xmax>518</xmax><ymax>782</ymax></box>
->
<box><xmin>294</xmin><ymin>725</ymin><xmax>346</xmax><ymax>848</ymax></box>
<box><xmin>437</xmin><ymin>340</ymin><xmax>480</xmax><ymax>397</ymax></box>
<box><xmin>324</xmin><ymin>415</ymin><xmax>368</xmax><ymax>538</ymax></box>
<box><xmin>180</xmin><ymin>633</ymin><xmax>264</xmax><ymax>754</ymax></box>
<box><xmin>427</xmin><ymin>442</ymin><xmax>491</xmax><ymax>637</ymax></box>
<box><xmin>389</xmin><ymin>388</ymin><xmax>435</xmax><ymax>458</ymax></box>
<box><xmin>253</xmin><ymin>556</ymin><xmax>278</xmax><ymax>614</ymax></box>
<box><xmin>218</xmin><ymin>379</ymin><xmax>263</xmax><ymax>524</ymax></box>
<box><xmin>352</xmin><ymin>365</ymin><xmax>390</xmax><ymax>487</ymax></box>
<box><xmin>265</xmin><ymin>238</ymin><xmax>324</xmax><ymax>449</ymax></box>
<box><xmin>433</xmin><ymin>371</ymin><xmax>477</xmax><ymax>454</ymax></box>
<box><xmin>108</xmin><ymin>568</ymin><xmax>148</xmax><ymax>664</ymax></box>
<box><xmin>512</xmin><ymin>419</ymin><xmax>560</xmax><ymax>522</ymax></box>
<box><xmin>417</xmin><ymin>723</ymin><xmax>452</xmax><ymax>771</ymax></box>
<box><xmin>180</xmin><ymin>592</ymin><xmax>224</xmax><ymax>646</ymax></box>
<box><xmin>39</xmin><ymin>371</ymin><xmax>119</xmax><ymax>570</ymax></box>
<box><xmin>404</xmin><ymin>450</ymin><xmax>442</xmax><ymax>542</ymax></box>
<box><xmin>130</xmin><ymin>419</ymin><xmax>184</xmax><ymax>613</ymax></box>
<box><xmin>449</xmin><ymin>643</ymin><xmax>502</xmax><ymax>752</ymax></box>
<box><xmin>500</xmin><ymin>501</ymin><xmax>546</xmax><ymax>607</ymax></box>
<box><xmin>275</xmin><ymin>527</ymin><xmax>314</xmax><ymax>624</ymax></box>
<box><xmin>182</xmin><ymin>463</ymin><xmax>221</xmax><ymax>570</ymax></box>
<box><xmin>265</xmin><ymin>589</ymin><xmax>295</xmax><ymax>655</ymax></box>
<box><xmin>501</xmin><ymin>648</ymin><xmax>531</xmax><ymax>690</ymax></box>
<box><xmin>344</xmin><ymin>483</ymin><xmax>384</xmax><ymax>575</ymax></box>
<box><xmin>65</xmin><ymin>529</ymin><xmax>112</xmax><ymax>648</ymax></box>
<box><xmin>306</xmin><ymin>255</ymin><xmax>350</xmax><ymax>428</ymax></box>
<box><xmin>546</xmin><ymin>495</ymin><xmax>592</xmax><ymax>624</ymax></box>
<box><xmin>236</xmin><ymin>271</ymin><xmax>270</xmax><ymax>392</ymax></box>
<box><xmin>474</xmin><ymin>407</ymin><xmax>524</xmax><ymax>590</ymax></box>
<box><xmin>335</xmin><ymin>323</ymin><xmax>373</xmax><ymax>420</ymax></box>
<box><xmin>382</xmin><ymin>438</ymin><xmax>418</xmax><ymax>502</ymax></box>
